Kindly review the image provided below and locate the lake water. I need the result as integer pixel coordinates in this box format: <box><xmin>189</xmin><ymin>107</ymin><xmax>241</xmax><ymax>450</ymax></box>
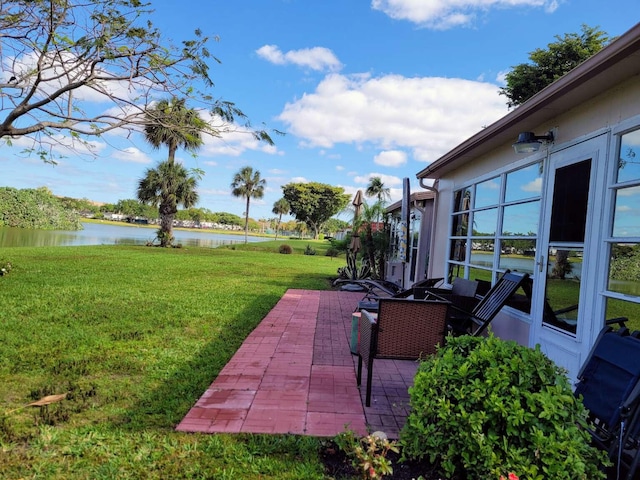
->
<box><xmin>0</xmin><ymin>222</ymin><xmax>270</xmax><ymax>248</ymax></box>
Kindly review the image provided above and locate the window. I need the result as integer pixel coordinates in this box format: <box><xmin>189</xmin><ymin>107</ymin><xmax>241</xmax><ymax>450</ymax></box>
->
<box><xmin>604</xmin><ymin>128</ymin><xmax>640</xmax><ymax>323</ymax></box>
<box><xmin>448</xmin><ymin>163</ymin><xmax>542</xmax><ymax>312</ymax></box>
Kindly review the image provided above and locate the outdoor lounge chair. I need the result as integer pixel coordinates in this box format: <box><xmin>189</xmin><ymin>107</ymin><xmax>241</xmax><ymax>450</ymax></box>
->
<box><xmin>428</xmin><ymin>271</ymin><xmax>529</xmax><ymax>336</ymax></box>
<box><xmin>334</xmin><ymin>277</ymin><xmax>444</xmax><ymax>312</ymax></box>
<box><xmin>574</xmin><ymin>318</ymin><xmax>640</xmax><ymax>480</ymax></box>
<box><xmin>357</xmin><ymin>297</ymin><xmax>450</xmax><ymax>407</ymax></box>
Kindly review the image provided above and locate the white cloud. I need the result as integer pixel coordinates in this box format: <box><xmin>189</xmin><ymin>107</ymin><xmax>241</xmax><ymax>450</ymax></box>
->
<box><xmin>278</xmin><ymin>73</ymin><xmax>508</xmax><ymax>163</ymax></box>
<box><xmin>199</xmin><ymin>123</ymin><xmax>281</xmax><ymax>158</ymax></box>
<box><xmin>370</xmin><ymin>0</ymin><xmax>560</xmax><ymax>29</ymax></box>
<box><xmin>354</xmin><ymin>172</ymin><xmax>402</xmax><ymax>187</ymax></box>
<box><xmin>112</xmin><ymin>147</ymin><xmax>152</xmax><ymax>164</ymax></box>
<box><xmin>619</xmin><ymin>186</ymin><xmax>640</xmax><ymax>197</ymax></box>
<box><xmin>290</xmin><ymin>176</ymin><xmax>309</xmax><ymax>183</ymax></box>
<box><xmin>200</xmin><ymin>188</ymin><xmax>231</xmax><ymax>196</ymax></box>
<box><xmin>374</xmin><ymin>150</ymin><xmax>407</xmax><ymax>167</ymax></box>
<box><xmin>336</xmin><ymin>165</ymin><xmax>345</xmax><ymax>171</ymax></box>
<box><xmin>521</xmin><ymin>177</ymin><xmax>542</xmax><ymax>193</ymax></box>
<box><xmin>256</xmin><ymin>45</ymin><xmax>342</xmax><ymax>72</ymax></box>
<box><xmin>495</xmin><ymin>69</ymin><xmax>509</xmax><ymax>85</ymax></box>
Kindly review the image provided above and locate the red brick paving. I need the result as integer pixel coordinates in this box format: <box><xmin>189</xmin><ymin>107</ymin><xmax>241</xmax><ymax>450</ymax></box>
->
<box><xmin>176</xmin><ymin>289</ymin><xmax>419</xmax><ymax>438</ymax></box>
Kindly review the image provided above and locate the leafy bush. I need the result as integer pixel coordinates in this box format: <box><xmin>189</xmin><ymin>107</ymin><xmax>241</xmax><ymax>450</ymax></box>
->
<box><xmin>279</xmin><ymin>244</ymin><xmax>293</xmax><ymax>254</ymax></box>
<box><xmin>0</xmin><ymin>186</ymin><xmax>82</xmax><ymax>230</ymax></box>
<box><xmin>400</xmin><ymin>335</ymin><xmax>607</xmax><ymax>480</ymax></box>
<box><xmin>304</xmin><ymin>244</ymin><xmax>316</xmax><ymax>256</ymax></box>
<box><xmin>325</xmin><ymin>247</ymin><xmax>340</xmax><ymax>258</ymax></box>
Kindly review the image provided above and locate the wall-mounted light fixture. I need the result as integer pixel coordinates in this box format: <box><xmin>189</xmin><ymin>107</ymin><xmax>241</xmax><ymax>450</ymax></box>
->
<box><xmin>512</xmin><ymin>131</ymin><xmax>554</xmax><ymax>154</ymax></box>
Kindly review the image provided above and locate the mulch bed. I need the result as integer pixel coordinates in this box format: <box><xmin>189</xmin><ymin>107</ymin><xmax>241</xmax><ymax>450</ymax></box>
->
<box><xmin>321</xmin><ymin>441</ymin><xmax>444</xmax><ymax>479</ymax></box>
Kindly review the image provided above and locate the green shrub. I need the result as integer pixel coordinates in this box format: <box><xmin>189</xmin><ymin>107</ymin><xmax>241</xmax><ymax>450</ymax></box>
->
<box><xmin>279</xmin><ymin>244</ymin><xmax>293</xmax><ymax>254</ymax></box>
<box><xmin>400</xmin><ymin>335</ymin><xmax>608</xmax><ymax>480</ymax></box>
<box><xmin>325</xmin><ymin>247</ymin><xmax>340</xmax><ymax>258</ymax></box>
<box><xmin>0</xmin><ymin>186</ymin><xmax>82</xmax><ymax>230</ymax></box>
<box><xmin>304</xmin><ymin>244</ymin><xmax>316</xmax><ymax>256</ymax></box>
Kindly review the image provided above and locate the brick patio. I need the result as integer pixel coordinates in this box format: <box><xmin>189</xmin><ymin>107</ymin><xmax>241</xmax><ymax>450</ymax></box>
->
<box><xmin>176</xmin><ymin>289</ymin><xmax>419</xmax><ymax>439</ymax></box>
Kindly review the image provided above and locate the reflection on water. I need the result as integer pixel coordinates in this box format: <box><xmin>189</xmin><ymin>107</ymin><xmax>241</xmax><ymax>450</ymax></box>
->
<box><xmin>0</xmin><ymin>222</ymin><xmax>269</xmax><ymax>248</ymax></box>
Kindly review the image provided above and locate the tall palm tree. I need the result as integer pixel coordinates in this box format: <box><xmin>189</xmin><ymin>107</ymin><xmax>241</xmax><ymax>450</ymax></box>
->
<box><xmin>137</xmin><ymin>161</ymin><xmax>199</xmax><ymax>247</ymax></box>
<box><xmin>231</xmin><ymin>166</ymin><xmax>266</xmax><ymax>243</ymax></box>
<box><xmin>272</xmin><ymin>197</ymin><xmax>290</xmax><ymax>241</ymax></box>
<box><xmin>142</xmin><ymin>97</ymin><xmax>205</xmax><ymax>245</ymax></box>
<box><xmin>365</xmin><ymin>176</ymin><xmax>391</xmax><ymax>204</ymax></box>
<box><xmin>365</xmin><ymin>176</ymin><xmax>391</xmax><ymax>223</ymax></box>
<box><xmin>144</xmin><ymin>97</ymin><xmax>205</xmax><ymax>166</ymax></box>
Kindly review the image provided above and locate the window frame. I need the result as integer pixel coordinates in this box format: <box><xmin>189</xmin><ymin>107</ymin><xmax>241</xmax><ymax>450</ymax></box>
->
<box><xmin>447</xmin><ymin>160</ymin><xmax>543</xmax><ymax>313</ymax></box>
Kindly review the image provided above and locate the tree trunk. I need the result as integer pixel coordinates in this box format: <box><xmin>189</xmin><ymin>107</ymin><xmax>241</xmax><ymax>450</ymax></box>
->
<box><xmin>159</xmin><ymin>203</ymin><xmax>176</xmax><ymax>247</ymax></box>
<box><xmin>244</xmin><ymin>196</ymin><xmax>250</xmax><ymax>244</ymax></box>
<box><xmin>275</xmin><ymin>214</ymin><xmax>282</xmax><ymax>241</ymax></box>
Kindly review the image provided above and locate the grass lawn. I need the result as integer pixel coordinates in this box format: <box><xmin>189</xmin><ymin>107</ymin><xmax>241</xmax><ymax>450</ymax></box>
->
<box><xmin>0</xmin><ymin>243</ymin><xmax>344</xmax><ymax>479</ymax></box>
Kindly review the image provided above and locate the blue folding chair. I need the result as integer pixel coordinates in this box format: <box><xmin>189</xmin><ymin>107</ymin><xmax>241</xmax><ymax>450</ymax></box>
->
<box><xmin>574</xmin><ymin>320</ymin><xmax>640</xmax><ymax>480</ymax></box>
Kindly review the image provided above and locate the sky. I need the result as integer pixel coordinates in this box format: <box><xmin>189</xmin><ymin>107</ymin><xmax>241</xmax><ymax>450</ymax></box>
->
<box><xmin>1</xmin><ymin>0</ymin><xmax>638</xmax><ymax>222</ymax></box>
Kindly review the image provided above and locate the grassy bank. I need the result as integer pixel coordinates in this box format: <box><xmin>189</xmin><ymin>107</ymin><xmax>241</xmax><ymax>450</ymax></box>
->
<box><xmin>0</xmin><ymin>244</ymin><xmax>343</xmax><ymax>479</ymax></box>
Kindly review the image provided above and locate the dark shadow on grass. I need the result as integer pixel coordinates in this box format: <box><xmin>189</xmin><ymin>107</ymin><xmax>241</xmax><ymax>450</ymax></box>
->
<box><xmin>116</xmin><ymin>275</ymin><xmax>335</xmax><ymax>432</ymax></box>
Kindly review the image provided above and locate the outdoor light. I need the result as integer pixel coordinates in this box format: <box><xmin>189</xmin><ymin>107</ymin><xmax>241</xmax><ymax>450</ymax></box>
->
<box><xmin>512</xmin><ymin>131</ymin><xmax>554</xmax><ymax>154</ymax></box>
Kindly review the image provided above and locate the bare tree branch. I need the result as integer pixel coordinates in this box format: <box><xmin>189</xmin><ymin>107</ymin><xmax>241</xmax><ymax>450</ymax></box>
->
<box><xmin>0</xmin><ymin>0</ymin><xmax>274</xmax><ymax>161</ymax></box>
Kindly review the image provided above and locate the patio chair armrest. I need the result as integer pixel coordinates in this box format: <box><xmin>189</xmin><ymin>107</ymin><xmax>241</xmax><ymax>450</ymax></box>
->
<box><xmin>606</xmin><ymin>317</ymin><xmax>629</xmax><ymax>328</ymax></box>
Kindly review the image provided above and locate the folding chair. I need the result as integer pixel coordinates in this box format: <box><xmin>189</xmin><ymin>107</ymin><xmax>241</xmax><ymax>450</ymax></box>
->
<box><xmin>357</xmin><ymin>297</ymin><xmax>450</xmax><ymax>406</ymax></box>
<box><xmin>575</xmin><ymin>320</ymin><xmax>640</xmax><ymax>480</ymax></box>
<box><xmin>428</xmin><ymin>271</ymin><xmax>529</xmax><ymax>336</ymax></box>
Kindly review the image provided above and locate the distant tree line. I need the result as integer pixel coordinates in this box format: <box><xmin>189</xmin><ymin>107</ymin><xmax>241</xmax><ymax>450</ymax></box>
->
<box><xmin>2</xmin><ymin>186</ymin><xmax>351</xmax><ymax>237</ymax></box>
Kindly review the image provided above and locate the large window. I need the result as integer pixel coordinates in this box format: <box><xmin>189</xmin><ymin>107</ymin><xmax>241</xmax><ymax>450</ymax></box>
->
<box><xmin>604</xmin><ymin>127</ymin><xmax>640</xmax><ymax>324</ymax></box>
<box><xmin>448</xmin><ymin>163</ymin><xmax>542</xmax><ymax>312</ymax></box>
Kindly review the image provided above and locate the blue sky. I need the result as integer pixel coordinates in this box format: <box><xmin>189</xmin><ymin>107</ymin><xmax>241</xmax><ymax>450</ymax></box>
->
<box><xmin>1</xmin><ymin>1</ymin><xmax>638</xmax><ymax>222</ymax></box>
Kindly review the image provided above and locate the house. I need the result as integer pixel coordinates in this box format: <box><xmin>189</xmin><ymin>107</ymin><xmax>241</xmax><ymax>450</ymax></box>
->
<box><xmin>415</xmin><ymin>22</ymin><xmax>640</xmax><ymax>381</ymax></box>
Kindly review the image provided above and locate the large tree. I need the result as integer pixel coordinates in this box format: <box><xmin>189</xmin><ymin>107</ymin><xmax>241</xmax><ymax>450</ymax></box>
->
<box><xmin>500</xmin><ymin>25</ymin><xmax>610</xmax><ymax>108</ymax></box>
<box><xmin>137</xmin><ymin>161</ymin><xmax>199</xmax><ymax>247</ymax></box>
<box><xmin>271</xmin><ymin>198</ymin><xmax>290</xmax><ymax>241</ymax></box>
<box><xmin>0</xmin><ymin>0</ymin><xmax>274</xmax><ymax>161</ymax></box>
<box><xmin>282</xmin><ymin>182</ymin><xmax>351</xmax><ymax>239</ymax></box>
<box><xmin>231</xmin><ymin>166</ymin><xmax>266</xmax><ymax>243</ymax></box>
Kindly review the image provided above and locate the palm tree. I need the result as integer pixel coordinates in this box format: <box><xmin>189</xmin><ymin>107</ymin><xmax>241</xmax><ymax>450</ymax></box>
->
<box><xmin>365</xmin><ymin>176</ymin><xmax>391</xmax><ymax>204</ymax></box>
<box><xmin>231</xmin><ymin>166</ymin><xmax>266</xmax><ymax>243</ymax></box>
<box><xmin>365</xmin><ymin>176</ymin><xmax>391</xmax><ymax>223</ymax></box>
<box><xmin>272</xmin><ymin>198</ymin><xmax>290</xmax><ymax>241</ymax></box>
<box><xmin>142</xmin><ymin>97</ymin><xmax>205</xmax><ymax>245</ymax></box>
<box><xmin>137</xmin><ymin>161</ymin><xmax>200</xmax><ymax>247</ymax></box>
<box><xmin>355</xmin><ymin>200</ymin><xmax>387</xmax><ymax>279</ymax></box>
<box><xmin>144</xmin><ymin>97</ymin><xmax>205</xmax><ymax>166</ymax></box>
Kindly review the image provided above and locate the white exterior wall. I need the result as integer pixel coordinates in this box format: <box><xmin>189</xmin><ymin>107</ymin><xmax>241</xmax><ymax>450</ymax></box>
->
<box><xmin>425</xmin><ymin>75</ymin><xmax>640</xmax><ymax>379</ymax></box>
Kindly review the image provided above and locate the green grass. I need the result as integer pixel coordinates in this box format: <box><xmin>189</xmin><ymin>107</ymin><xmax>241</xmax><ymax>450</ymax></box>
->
<box><xmin>0</xmin><ymin>245</ymin><xmax>344</xmax><ymax>479</ymax></box>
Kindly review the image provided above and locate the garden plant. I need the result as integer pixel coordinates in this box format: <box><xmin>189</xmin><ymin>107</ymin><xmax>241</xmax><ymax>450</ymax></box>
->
<box><xmin>400</xmin><ymin>334</ymin><xmax>609</xmax><ymax>479</ymax></box>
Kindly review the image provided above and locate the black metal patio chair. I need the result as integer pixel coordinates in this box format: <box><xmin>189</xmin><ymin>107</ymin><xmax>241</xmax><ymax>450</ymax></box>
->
<box><xmin>427</xmin><ymin>271</ymin><xmax>529</xmax><ymax>336</ymax></box>
<box><xmin>574</xmin><ymin>318</ymin><xmax>640</xmax><ymax>480</ymax></box>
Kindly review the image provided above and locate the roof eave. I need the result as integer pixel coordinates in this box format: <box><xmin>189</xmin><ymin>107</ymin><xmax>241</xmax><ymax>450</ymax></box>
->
<box><xmin>417</xmin><ymin>22</ymin><xmax>640</xmax><ymax>180</ymax></box>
